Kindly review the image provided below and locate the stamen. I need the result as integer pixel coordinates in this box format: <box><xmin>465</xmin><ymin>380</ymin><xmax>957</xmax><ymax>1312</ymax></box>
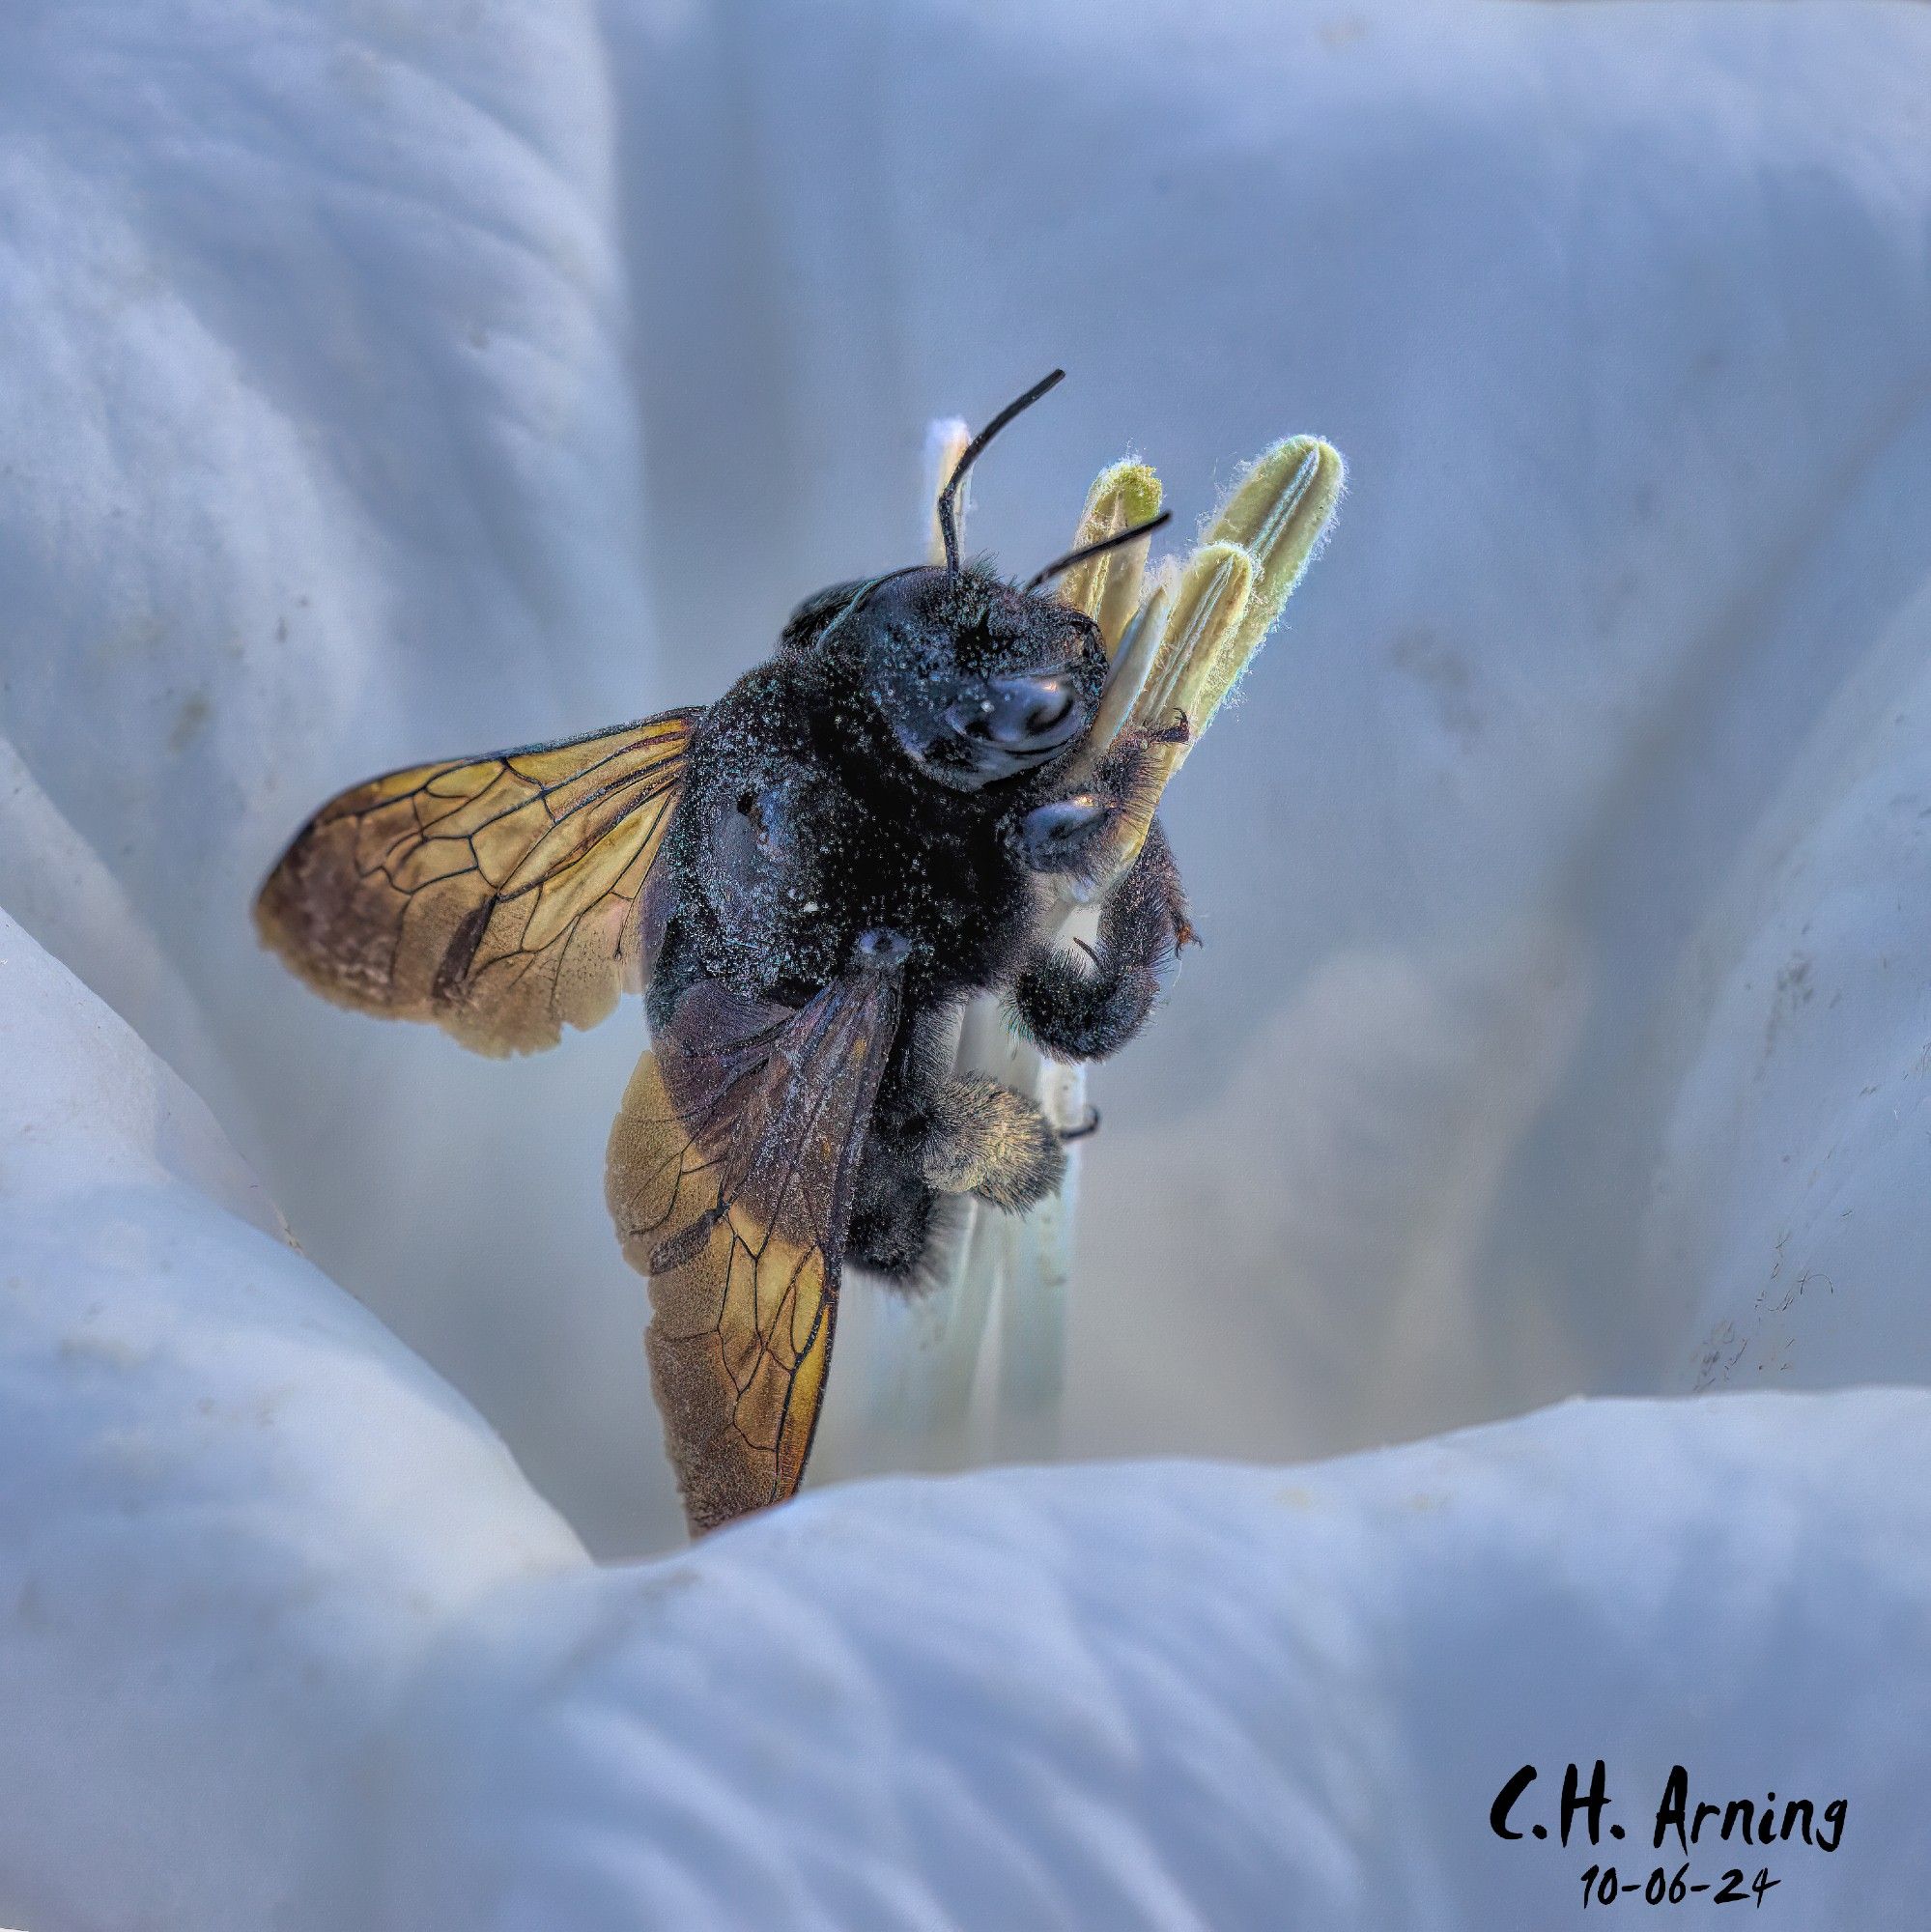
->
<box><xmin>1065</xmin><ymin>582</ymin><xmax>1170</xmax><ymax>781</ymax></box>
<box><xmin>1054</xmin><ymin>460</ymin><xmax>1163</xmax><ymax>650</ymax></box>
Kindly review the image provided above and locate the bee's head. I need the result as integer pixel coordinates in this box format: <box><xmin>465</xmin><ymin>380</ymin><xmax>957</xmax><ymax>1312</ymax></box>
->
<box><xmin>781</xmin><ymin>370</ymin><xmax>1169</xmax><ymax>792</ymax></box>
<box><xmin>822</xmin><ymin>564</ymin><xmax>1108</xmax><ymax>790</ymax></box>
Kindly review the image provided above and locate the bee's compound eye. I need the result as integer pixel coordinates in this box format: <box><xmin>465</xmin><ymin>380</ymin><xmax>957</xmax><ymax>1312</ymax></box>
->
<box><xmin>853</xmin><ymin>927</ymin><xmax>914</xmax><ymax>971</ymax></box>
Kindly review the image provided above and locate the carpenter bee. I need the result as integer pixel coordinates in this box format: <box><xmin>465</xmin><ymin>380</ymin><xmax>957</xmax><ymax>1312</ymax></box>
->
<box><xmin>256</xmin><ymin>371</ymin><xmax>1190</xmax><ymax>1533</ymax></box>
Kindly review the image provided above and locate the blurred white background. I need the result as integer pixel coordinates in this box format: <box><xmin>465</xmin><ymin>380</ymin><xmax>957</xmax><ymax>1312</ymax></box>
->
<box><xmin>5</xmin><ymin>0</ymin><xmax>1929</xmax><ymax>1568</ymax></box>
<box><xmin>8</xmin><ymin>6</ymin><xmax>1931</xmax><ymax>1927</ymax></box>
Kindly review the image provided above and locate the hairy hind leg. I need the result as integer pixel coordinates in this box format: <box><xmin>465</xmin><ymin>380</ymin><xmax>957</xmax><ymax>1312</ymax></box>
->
<box><xmin>921</xmin><ymin>1073</ymin><xmax>1065</xmax><ymax>1210</ymax></box>
<box><xmin>846</xmin><ymin>1131</ymin><xmax>941</xmax><ymax>1283</ymax></box>
<box><xmin>846</xmin><ymin>1014</ymin><xmax>1068</xmax><ymax>1280</ymax></box>
<box><xmin>845</xmin><ymin>1016</ymin><xmax>947</xmax><ymax>1280</ymax></box>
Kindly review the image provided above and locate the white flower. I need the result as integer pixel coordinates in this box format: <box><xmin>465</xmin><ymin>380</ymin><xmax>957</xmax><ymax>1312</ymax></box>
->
<box><xmin>3</xmin><ymin>1</ymin><xmax>1930</xmax><ymax>1923</ymax></box>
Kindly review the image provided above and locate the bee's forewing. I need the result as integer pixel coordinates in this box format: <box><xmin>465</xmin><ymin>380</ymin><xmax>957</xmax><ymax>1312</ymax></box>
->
<box><xmin>255</xmin><ymin>709</ymin><xmax>698</xmax><ymax>1056</ymax></box>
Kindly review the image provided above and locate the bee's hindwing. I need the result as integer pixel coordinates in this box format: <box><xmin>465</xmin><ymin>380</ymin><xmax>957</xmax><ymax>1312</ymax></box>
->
<box><xmin>607</xmin><ymin>964</ymin><xmax>905</xmax><ymax>1533</ymax></box>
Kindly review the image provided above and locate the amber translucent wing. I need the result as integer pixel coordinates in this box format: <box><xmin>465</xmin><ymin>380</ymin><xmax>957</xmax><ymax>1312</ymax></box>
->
<box><xmin>255</xmin><ymin>711</ymin><xmax>698</xmax><ymax>1055</ymax></box>
<box><xmin>607</xmin><ymin>964</ymin><xmax>905</xmax><ymax>1534</ymax></box>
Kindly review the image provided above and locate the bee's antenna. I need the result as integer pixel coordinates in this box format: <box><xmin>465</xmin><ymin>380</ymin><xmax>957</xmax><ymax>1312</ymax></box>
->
<box><xmin>937</xmin><ymin>369</ymin><xmax>1067</xmax><ymax>574</ymax></box>
<box><xmin>1021</xmin><ymin>509</ymin><xmax>1172</xmax><ymax>595</ymax></box>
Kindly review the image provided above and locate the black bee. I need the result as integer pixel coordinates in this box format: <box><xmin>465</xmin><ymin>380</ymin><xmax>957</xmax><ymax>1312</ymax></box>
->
<box><xmin>257</xmin><ymin>371</ymin><xmax>1189</xmax><ymax>1533</ymax></box>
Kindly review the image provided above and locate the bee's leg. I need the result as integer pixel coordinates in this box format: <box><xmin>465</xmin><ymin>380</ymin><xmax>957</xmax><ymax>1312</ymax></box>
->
<box><xmin>1008</xmin><ymin>791</ymin><xmax>1112</xmax><ymax>878</ymax></box>
<box><xmin>920</xmin><ymin>1073</ymin><xmax>1066</xmax><ymax>1211</ymax></box>
<box><xmin>1010</xmin><ymin>818</ymin><xmax>1191</xmax><ymax>1063</ymax></box>
<box><xmin>846</xmin><ymin>1137</ymin><xmax>939</xmax><ymax>1283</ymax></box>
<box><xmin>1007</xmin><ymin>733</ymin><xmax>1170</xmax><ymax>884</ymax></box>
<box><xmin>846</xmin><ymin>1019</ymin><xmax>947</xmax><ymax>1282</ymax></box>
<box><xmin>849</xmin><ymin>1014</ymin><xmax>1068</xmax><ymax>1276</ymax></box>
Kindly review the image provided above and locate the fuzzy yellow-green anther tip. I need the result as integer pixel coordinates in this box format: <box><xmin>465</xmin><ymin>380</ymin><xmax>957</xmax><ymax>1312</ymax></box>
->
<box><xmin>1214</xmin><ymin>437</ymin><xmax>1344</xmax><ymax>617</ymax></box>
<box><xmin>1141</xmin><ymin>540</ymin><xmax>1255</xmax><ymax>738</ymax></box>
<box><xmin>1187</xmin><ymin>437</ymin><xmax>1345</xmax><ymax>719</ymax></box>
<box><xmin>1063</xmin><ymin>460</ymin><xmax>1164</xmax><ymax>647</ymax></box>
<box><xmin>1087</xmin><ymin>459</ymin><xmax>1163</xmax><ymax>529</ymax></box>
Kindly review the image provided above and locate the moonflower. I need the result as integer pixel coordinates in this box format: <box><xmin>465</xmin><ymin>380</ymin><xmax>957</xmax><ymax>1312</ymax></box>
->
<box><xmin>2</xmin><ymin>1</ymin><xmax>1929</xmax><ymax>1924</ymax></box>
